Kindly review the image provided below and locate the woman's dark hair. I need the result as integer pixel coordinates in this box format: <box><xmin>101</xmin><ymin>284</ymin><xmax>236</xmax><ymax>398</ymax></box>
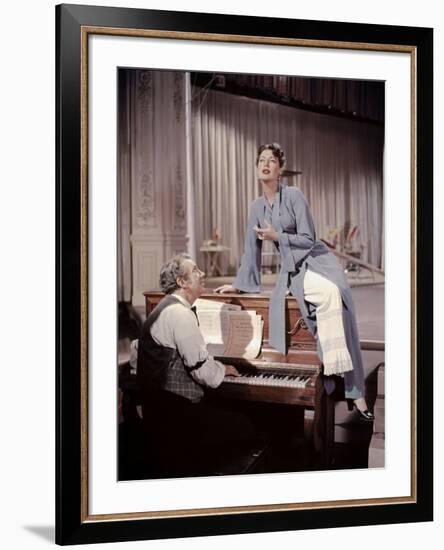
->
<box><xmin>256</xmin><ymin>143</ymin><xmax>286</xmax><ymax>168</ymax></box>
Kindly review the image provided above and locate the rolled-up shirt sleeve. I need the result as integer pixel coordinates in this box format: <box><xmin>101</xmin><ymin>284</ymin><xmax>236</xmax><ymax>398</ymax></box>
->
<box><xmin>150</xmin><ymin>304</ymin><xmax>226</xmax><ymax>388</ymax></box>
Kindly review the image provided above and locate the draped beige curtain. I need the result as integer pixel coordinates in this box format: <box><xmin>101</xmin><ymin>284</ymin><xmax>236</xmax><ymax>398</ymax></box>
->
<box><xmin>191</xmin><ymin>88</ymin><xmax>384</xmax><ymax>275</ymax></box>
<box><xmin>117</xmin><ymin>71</ymin><xmax>132</xmax><ymax>301</ymax></box>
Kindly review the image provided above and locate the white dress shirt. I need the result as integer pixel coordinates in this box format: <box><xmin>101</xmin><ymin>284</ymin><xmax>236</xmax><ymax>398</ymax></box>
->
<box><xmin>150</xmin><ymin>293</ymin><xmax>226</xmax><ymax>388</ymax></box>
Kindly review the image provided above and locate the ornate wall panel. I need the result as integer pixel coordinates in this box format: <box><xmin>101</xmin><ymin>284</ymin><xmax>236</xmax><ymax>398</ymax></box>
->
<box><xmin>119</xmin><ymin>69</ymin><xmax>189</xmax><ymax>304</ymax></box>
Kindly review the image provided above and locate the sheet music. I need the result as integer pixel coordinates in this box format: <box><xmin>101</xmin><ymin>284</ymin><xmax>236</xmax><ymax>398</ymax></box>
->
<box><xmin>195</xmin><ymin>301</ymin><xmax>263</xmax><ymax>359</ymax></box>
<box><xmin>194</xmin><ymin>298</ymin><xmax>241</xmax><ymax>311</ymax></box>
<box><xmin>195</xmin><ymin>309</ymin><xmax>230</xmax><ymax>345</ymax></box>
<box><xmin>222</xmin><ymin>311</ymin><xmax>262</xmax><ymax>359</ymax></box>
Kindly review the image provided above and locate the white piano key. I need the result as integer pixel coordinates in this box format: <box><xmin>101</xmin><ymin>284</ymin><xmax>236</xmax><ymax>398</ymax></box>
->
<box><xmin>223</xmin><ymin>369</ymin><xmax>312</xmax><ymax>389</ymax></box>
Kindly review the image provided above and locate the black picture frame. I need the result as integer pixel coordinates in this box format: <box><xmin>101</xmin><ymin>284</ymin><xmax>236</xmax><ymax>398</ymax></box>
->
<box><xmin>56</xmin><ymin>3</ymin><xmax>433</xmax><ymax>545</ymax></box>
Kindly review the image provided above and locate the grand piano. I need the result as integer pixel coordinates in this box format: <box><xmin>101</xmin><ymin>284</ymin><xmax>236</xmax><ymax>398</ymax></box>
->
<box><xmin>143</xmin><ymin>291</ymin><xmax>336</xmax><ymax>468</ymax></box>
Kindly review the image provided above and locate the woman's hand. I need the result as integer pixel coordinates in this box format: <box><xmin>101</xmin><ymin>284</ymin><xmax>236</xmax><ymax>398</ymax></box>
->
<box><xmin>253</xmin><ymin>220</ymin><xmax>279</xmax><ymax>241</ymax></box>
<box><xmin>213</xmin><ymin>284</ymin><xmax>238</xmax><ymax>294</ymax></box>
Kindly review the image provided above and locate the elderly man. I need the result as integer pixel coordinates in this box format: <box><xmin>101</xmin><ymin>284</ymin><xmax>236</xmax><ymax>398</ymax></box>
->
<box><xmin>137</xmin><ymin>253</ymin><xmax>256</xmax><ymax>477</ymax></box>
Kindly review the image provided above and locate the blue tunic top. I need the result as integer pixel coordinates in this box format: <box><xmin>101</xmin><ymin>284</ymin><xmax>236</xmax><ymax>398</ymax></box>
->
<box><xmin>233</xmin><ymin>185</ymin><xmax>364</xmax><ymax>396</ymax></box>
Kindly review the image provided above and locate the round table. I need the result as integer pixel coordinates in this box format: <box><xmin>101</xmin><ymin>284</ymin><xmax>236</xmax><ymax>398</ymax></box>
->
<box><xmin>199</xmin><ymin>245</ymin><xmax>230</xmax><ymax>276</ymax></box>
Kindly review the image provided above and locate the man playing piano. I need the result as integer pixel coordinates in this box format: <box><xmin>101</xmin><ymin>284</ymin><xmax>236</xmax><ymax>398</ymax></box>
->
<box><xmin>137</xmin><ymin>253</ymin><xmax>258</xmax><ymax>477</ymax></box>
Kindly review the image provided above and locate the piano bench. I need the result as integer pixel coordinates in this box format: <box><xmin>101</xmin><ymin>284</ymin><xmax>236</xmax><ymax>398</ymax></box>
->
<box><xmin>209</xmin><ymin>435</ymin><xmax>272</xmax><ymax>476</ymax></box>
<box><xmin>137</xmin><ymin>435</ymin><xmax>272</xmax><ymax>480</ymax></box>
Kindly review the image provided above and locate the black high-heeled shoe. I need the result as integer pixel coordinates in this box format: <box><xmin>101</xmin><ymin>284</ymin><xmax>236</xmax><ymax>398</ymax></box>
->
<box><xmin>347</xmin><ymin>400</ymin><xmax>375</xmax><ymax>422</ymax></box>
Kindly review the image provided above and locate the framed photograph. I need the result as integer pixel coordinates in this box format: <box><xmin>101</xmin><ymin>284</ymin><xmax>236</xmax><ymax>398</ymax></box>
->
<box><xmin>56</xmin><ymin>3</ymin><xmax>433</xmax><ymax>545</ymax></box>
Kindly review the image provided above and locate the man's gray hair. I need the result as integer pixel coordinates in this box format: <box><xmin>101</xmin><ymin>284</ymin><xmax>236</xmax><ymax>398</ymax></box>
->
<box><xmin>159</xmin><ymin>253</ymin><xmax>191</xmax><ymax>294</ymax></box>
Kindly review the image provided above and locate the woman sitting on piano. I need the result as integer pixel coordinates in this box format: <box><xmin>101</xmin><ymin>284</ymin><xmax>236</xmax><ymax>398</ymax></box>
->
<box><xmin>215</xmin><ymin>142</ymin><xmax>374</xmax><ymax>421</ymax></box>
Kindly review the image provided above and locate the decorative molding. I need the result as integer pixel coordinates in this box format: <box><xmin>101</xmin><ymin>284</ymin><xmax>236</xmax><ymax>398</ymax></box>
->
<box><xmin>136</xmin><ymin>169</ymin><xmax>156</xmax><ymax>228</ymax></box>
<box><xmin>137</xmin><ymin>70</ymin><xmax>153</xmax><ymax>117</ymax></box>
<box><xmin>131</xmin><ymin>234</ymin><xmax>164</xmax><ymax>244</ymax></box>
<box><xmin>135</xmin><ymin>70</ymin><xmax>156</xmax><ymax>228</ymax></box>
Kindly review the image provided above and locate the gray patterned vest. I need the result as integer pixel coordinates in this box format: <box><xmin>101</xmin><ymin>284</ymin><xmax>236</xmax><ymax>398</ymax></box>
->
<box><xmin>136</xmin><ymin>294</ymin><xmax>204</xmax><ymax>403</ymax></box>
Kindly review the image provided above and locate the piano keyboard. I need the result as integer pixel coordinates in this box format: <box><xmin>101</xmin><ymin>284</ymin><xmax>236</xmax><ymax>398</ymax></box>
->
<box><xmin>224</xmin><ymin>372</ymin><xmax>312</xmax><ymax>389</ymax></box>
<box><xmin>214</xmin><ymin>358</ymin><xmax>320</xmax><ymax>406</ymax></box>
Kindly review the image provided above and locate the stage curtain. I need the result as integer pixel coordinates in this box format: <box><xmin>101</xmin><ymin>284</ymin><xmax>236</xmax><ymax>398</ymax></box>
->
<box><xmin>117</xmin><ymin>71</ymin><xmax>133</xmax><ymax>301</ymax></box>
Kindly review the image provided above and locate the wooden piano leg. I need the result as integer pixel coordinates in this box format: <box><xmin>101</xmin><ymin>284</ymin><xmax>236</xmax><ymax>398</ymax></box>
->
<box><xmin>324</xmin><ymin>391</ymin><xmax>335</xmax><ymax>467</ymax></box>
<box><xmin>313</xmin><ymin>375</ymin><xmax>336</xmax><ymax>468</ymax></box>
